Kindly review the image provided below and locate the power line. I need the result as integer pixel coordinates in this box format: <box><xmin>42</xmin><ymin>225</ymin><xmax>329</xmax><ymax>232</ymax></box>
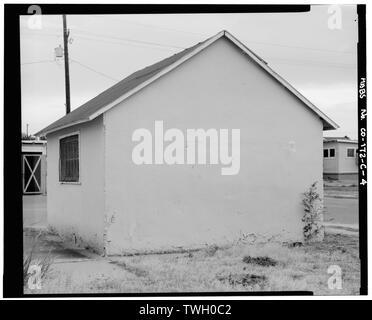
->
<box><xmin>70</xmin><ymin>17</ymin><xmax>355</xmax><ymax>55</ymax></box>
<box><xmin>90</xmin><ymin>15</ymin><xmax>355</xmax><ymax>58</ymax></box>
<box><xmin>20</xmin><ymin>57</ymin><xmax>119</xmax><ymax>82</ymax></box>
<box><xmin>245</xmin><ymin>39</ymin><xmax>355</xmax><ymax>55</ymax></box>
<box><xmin>70</xmin><ymin>27</ymin><xmax>186</xmax><ymax>50</ymax></box>
<box><xmin>20</xmin><ymin>29</ymin><xmax>356</xmax><ymax>73</ymax></box>
<box><xmin>21</xmin><ymin>31</ymin><xmax>180</xmax><ymax>52</ymax></box>
<box><xmin>73</xmin><ymin>34</ymin><xmax>176</xmax><ymax>52</ymax></box>
<box><xmin>74</xmin><ymin>25</ymin><xmax>354</xmax><ymax>56</ymax></box>
<box><xmin>20</xmin><ymin>32</ymin><xmax>61</xmax><ymax>38</ymax></box>
<box><xmin>22</xmin><ymin>29</ymin><xmax>355</xmax><ymax>57</ymax></box>
<box><xmin>21</xmin><ymin>59</ymin><xmax>56</xmax><ymax>66</ymax></box>
<box><xmin>69</xmin><ymin>58</ymin><xmax>119</xmax><ymax>82</ymax></box>
<box><xmin>21</xmin><ymin>55</ymin><xmax>354</xmax><ymax>71</ymax></box>
<box><xmin>21</xmin><ymin>27</ymin><xmax>187</xmax><ymax>50</ymax></box>
<box><xmin>21</xmin><ymin>27</ymin><xmax>355</xmax><ymax>56</ymax></box>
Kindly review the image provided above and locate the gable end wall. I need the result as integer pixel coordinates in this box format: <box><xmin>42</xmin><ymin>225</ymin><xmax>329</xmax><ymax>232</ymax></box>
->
<box><xmin>102</xmin><ymin>38</ymin><xmax>324</xmax><ymax>254</ymax></box>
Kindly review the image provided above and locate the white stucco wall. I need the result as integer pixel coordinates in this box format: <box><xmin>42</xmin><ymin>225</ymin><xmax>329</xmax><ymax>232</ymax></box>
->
<box><xmin>323</xmin><ymin>141</ymin><xmax>358</xmax><ymax>175</ymax></box>
<box><xmin>323</xmin><ymin>141</ymin><xmax>339</xmax><ymax>174</ymax></box>
<box><xmin>46</xmin><ymin>116</ymin><xmax>105</xmax><ymax>253</ymax></box>
<box><xmin>337</xmin><ymin>142</ymin><xmax>358</xmax><ymax>173</ymax></box>
<box><xmin>103</xmin><ymin>38</ymin><xmax>324</xmax><ymax>254</ymax></box>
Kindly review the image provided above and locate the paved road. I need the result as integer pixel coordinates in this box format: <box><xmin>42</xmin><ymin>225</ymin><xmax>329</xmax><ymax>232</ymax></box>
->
<box><xmin>23</xmin><ymin>195</ymin><xmax>47</xmax><ymax>228</ymax></box>
<box><xmin>323</xmin><ymin>196</ymin><xmax>358</xmax><ymax>225</ymax></box>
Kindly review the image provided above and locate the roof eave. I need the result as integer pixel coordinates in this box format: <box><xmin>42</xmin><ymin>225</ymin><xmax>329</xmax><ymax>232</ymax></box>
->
<box><xmin>323</xmin><ymin>120</ymin><xmax>339</xmax><ymax>131</ymax></box>
<box><xmin>223</xmin><ymin>31</ymin><xmax>339</xmax><ymax>132</ymax></box>
<box><xmin>35</xmin><ymin>31</ymin><xmax>226</xmax><ymax>136</ymax></box>
<box><xmin>36</xmin><ymin>119</ymin><xmax>90</xmax><ymax>136</ymax></box>
<box><xmin>36</xmin><ymin>30</ymin><xmax>339</xmax><ymax>135</ymax></box>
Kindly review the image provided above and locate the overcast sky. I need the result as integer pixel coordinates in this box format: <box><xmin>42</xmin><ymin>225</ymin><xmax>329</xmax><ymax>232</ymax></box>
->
<box><xmin>20</xmin><ymin>5</ymin><xmax>358</xmax><ymax>138</ymax></box>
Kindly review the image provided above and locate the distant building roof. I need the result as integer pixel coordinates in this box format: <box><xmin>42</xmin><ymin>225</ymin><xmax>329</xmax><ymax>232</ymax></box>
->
<box><xmin>37</xmin><ymin>30</ymin><xmax>338</xmax><ymax>136</ymax></box>
<box><xmin>324</xmin><ymin>136</ymin><xmax>358</xmax><ymax>144</ymax></box>
<box><xmin>22</xmin><ymin>139</ymin><xmax>47</xmax><ymax>144</ymax></box>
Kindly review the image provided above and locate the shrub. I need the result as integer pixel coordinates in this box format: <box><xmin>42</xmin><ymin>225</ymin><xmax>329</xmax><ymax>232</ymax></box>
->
<box><xmin>302</xmin><ymin>182</ymin><xmax>324</xmax><ymax>242</ymax></box>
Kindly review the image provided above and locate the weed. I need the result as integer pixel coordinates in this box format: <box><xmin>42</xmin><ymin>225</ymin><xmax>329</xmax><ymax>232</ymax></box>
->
<box><xmin>217</xmin><ymin>273</ymin><xmax>267</xmax><ymax>287</ymax></box>
<box><xmin>302</xmin><ymin>182</ymin><xmax>324</xmax><ymax>242</ymax></box>
<box><xmin>242</xmin><ymin>256</ymin><xmax>278</xmax><ymax>267</ymax></box>
<box><xmin>204</xmin><ymin>244</ymin><xmax>219</xmax><ymax>257</ymax></box>
<box><xmin>23</xmin><ymin>232</ymin><xmax>53</xmax><ymax>288</ymax></box>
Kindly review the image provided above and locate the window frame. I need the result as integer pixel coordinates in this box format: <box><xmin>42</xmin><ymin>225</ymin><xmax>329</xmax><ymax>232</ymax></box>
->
<box><xmin>323</xmin><ymin>148</ymin><xmax>335</xmax><ymax>159</ymax></box>
<box><xmin>347</xmin><ymin>148</ymin><xmax>355</xmax><ymax>158</ymax></box>
<box><xmin>58</xmin><ymin>131</ymin><xmax>81</xmax><ymax>184</ymax></box>
<box><xmin>323</xmin><ymin>149</ymin><xmax>329</xmax><ymax>158</ymax></box>
<box><xmin>329</xmin><ymin>148</ymin><xmax>336</xmax><ymax>158</ymax></box>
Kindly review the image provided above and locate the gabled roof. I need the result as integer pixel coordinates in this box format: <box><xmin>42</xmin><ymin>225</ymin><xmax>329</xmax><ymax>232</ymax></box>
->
<box><xmin>37</xmin><ymin>30</ymin><xmax>338</xmax><ymax>136</ymax></box>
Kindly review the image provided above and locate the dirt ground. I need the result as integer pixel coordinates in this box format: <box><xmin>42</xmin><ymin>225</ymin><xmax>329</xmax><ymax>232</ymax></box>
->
<box><xmin>23</xmin><ymin>182</ymin><xmax>360</xmax><ymax>295</ymax></box>
<box><xmin>24</xmin><ymin>229</ymin><xmax>360</xmax><ymax>295</ymax></box>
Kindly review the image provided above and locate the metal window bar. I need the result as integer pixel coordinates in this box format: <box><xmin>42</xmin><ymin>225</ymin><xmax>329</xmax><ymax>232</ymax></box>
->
<box><xmin>60</xmin><ymin>135</ymin><xmax>79</xmax><ymax>182</ymax></box>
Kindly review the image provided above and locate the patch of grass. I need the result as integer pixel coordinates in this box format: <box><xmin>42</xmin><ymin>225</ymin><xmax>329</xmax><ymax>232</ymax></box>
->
<box><xmin>217</xmin><ymin>273</ymin><xmax>267</xmax><ymax>288</ymax></box>
<box><xmin>23</xmin><ymin>246</ymin><xmax>35</xmax><ymax>284</ymax></box>
<box><xmin>285</xmin><ymin>241</ymin><xmax>303</xmax><ymax>248</ymax></box>
<box><xmin>203</xmin><ymin>244</ymin><xmax>219</xmax><ymax>257</ymax></box>
<box><xmin>23</xmin><ymin>233</ymin><xmax>53</xmax><ymax>290</ymax></box>
<box><xmin>35</xmin><ymin>233</ymin><xmax>360</xmax><ymax>295</ymax></box>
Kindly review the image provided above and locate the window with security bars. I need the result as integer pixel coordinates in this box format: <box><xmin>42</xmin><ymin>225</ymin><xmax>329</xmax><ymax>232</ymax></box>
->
<box><xmin>59</xmin><ymin>134</ymin><xmax>79</xmax><ymax>182</ymax></box>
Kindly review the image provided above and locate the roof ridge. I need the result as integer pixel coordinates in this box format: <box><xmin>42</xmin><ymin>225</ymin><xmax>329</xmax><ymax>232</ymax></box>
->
<box><xmin>37</xmin><ymin>30</ymin><xmax>338</xmax><ymax>136</ymax></box>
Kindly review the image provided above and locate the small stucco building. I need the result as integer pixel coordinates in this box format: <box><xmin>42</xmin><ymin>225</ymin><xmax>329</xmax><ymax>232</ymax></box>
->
<box><xmin>22</xmin><ymin>139</ymin><xmax>47</xmax><ymax>195</ymax></box>
<box><xmin>323</xmin><ymin>136</ymin><xmax>358</xmax><ymax>181</ymax></box>
<box><xmin>37</xmin><ymin>31</ymin><xmax>337</xmax><ymax>255</ymax></box>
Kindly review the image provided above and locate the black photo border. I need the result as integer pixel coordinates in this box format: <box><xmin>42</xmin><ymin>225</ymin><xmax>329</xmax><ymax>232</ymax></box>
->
<box><xmin>3</xmin><ymin>3</ymin><xmax>367</xmax><ymax>298</ymax></box>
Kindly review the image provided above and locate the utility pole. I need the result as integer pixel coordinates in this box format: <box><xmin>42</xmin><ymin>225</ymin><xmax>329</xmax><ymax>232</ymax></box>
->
<box><xmin>62</xmin><ymin>14</ymin><xmax>71</xmax><ymax>114</ymax></box>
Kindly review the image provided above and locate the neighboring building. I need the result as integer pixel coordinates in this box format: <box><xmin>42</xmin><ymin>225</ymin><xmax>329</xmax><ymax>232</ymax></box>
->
<box><xmin>37</xmin><ymin>31</ymin><xmax>337</xmax><ymax>255</ymax></box>
<box><xmin>323</xmin><ymin>136</ymin><xmax>358</xmax><ymax>181</ymax></box>
<box><xmin>22</xmin><ymin>139</ymin><xmax>47</xmax><ymax>195</ymax></box>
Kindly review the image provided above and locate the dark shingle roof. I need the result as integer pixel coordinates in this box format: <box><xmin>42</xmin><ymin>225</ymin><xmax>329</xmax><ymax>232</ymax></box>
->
<box><xmin>37</xmin><ymin>38</ymin><xmax>209</xmax><ymax>135</ymax></box>
<box><xmin>37</xmin><ymin>30</ymin><xmax>338</xmax><ymax>135</ymax></box>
